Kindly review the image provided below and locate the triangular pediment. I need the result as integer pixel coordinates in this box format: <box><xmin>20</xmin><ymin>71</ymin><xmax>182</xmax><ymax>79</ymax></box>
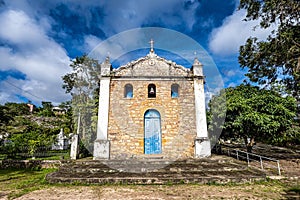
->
<box><xmin>112</xmin><ymin>52</ymin><xmax>191</xmax><ymax>77</ymax></box>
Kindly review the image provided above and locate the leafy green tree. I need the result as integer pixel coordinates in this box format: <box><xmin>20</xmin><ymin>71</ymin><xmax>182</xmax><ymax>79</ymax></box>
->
<box><xmin>208</xmin><ymin>84</ymin><xmax>297</xmax><ymax>152</ymax></box>
<box><xmin>238</xmin><ymin>0</ymin><xmax>300</xmax><ymax>116</ymax></box>
<box><xmin>2</xmin><ymin>115</ymin><xmax>60</xmax><ymax>158</ymax></box>
<box><xmin>4</xmin><ymin>103</ymin><xmax>30</xmax><ymax>116</ymax></box>
<box><xmin>62</xmin><ymin>54</ymin><xmax>100</xmax><ymax>95</ymax></box>
<box><xmin>58</xmin><ymin>101</ymin><xmax>73</xmax><ymax>135</ymax></box>
<box><xmin>207</xmin><ymin>89</ymin><xmax>227</xmax><ymax>145</ymax></box>
<box><xmin>0</xmin><ymin>103</ymin><xmax>30</xmax><ymax>142</ymax></box>
<box><xmin>282</xmin><ymin>125</ymin><xmax>300</xmax><ymax>146</ymax></box>
<box><xmin>0</xmin><ymin>101</ymin><xmax>72</xmax><ymax>158</ymax></box>
<box><xmin>38</xmin><ymin>101</ymin><xmax>54</xmax><ymax>117</ymax></box>
<box><xmin>0</xmin><ymin>105</ymin><xmax>12</xmax><ymax>142</ymax></box>
<box><xmin>62</xmin><ymin>55</ymin><xmax>101</xmax><ymax>151</ymax></box>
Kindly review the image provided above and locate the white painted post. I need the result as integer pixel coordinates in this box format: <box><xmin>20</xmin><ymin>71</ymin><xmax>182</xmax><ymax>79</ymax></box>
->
<box><xmin>260</xmin><ymin>157</ymin><xmax>264</xmax><ymax>170</ymax></box>
<box><xmin>193</xmin><ymin>58</ymin><xmax>211</xmax><ymax>158</ymax></box>
<box><xmin>246</xmin><ymin>152</ymin><xmax>250</xmax><ymax>166</ymax></box>
<box><xmin>70</xmin><ymin>113</ymin><xmax>81</xmax><ymax>159</ymax></box>
<box><xmin>277</xmin><ymin>161</ymin><xmax>281</xmax><ymax>176</ymax></box>
<box><xmin>70</xmin><ymin>134</ymin><xmax>79</xmax><ymax>160</ymax></box>
<box><xmin>93</xmin><ymin>58</ymin><xmax>111</xmax><ymax>160</ymax></box>
<box><xmin>96</xmin><ymin>77</ymin><xmax>110</xmax><ymax>140</ymax></box>
<box><xmin>194</xmin><ymin>79</ymin><xmax>208</xmax><ymax>138</ymax></box>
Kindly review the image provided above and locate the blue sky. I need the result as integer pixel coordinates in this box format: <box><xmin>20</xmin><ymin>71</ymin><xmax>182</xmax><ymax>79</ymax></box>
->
<box><xmin>0</xmin><ymin>0</ymin><xmax>273</xmax><ymax>105</ymax></box>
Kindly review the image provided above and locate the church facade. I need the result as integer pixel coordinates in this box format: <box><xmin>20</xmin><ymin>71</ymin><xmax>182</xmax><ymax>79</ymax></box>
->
<box><xmin>93</xmin><ymin>44</ymin><xmax>211</xmax><ymax>159</ymax></box>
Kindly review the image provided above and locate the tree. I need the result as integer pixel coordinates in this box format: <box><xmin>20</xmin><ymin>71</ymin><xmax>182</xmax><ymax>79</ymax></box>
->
<box><xmin>62</xmin><ymin>54</ymin><xmax>100</xmax><ymax>95</ymax></box>
<box><xmin>4</xmin><ymin>102</ymin><xmax>30</xmax><ymax>116</ymax></box>
<box><xmin>208</xmin><ymin>84</ymin><xmax>297</xmax><ymax>152</ymax></box>
<box><xmin>62</xmin><ymin>55</ymin><xmax>101</xmax><ymax>152</ymax></box>
<box><xmin>238</xmin><ymin>0</ymin><xmax>300</xmax><ymax>116</ymax></box>
<box><xmin>38</xmin><ymin>101</ymin><xmax>55</xmax><ymax>117</ymax></box>
<box><xmin>0</xmin><ymin>105</ymin><xmax>13</xmax><ymax>142</ymax></box>
<box><xmin>5</xmin><ymin>117</ymin><xmax>60</xmax><ymax>157</ymax></box>
<box><xmin>0</xmin><ymin>103</ymin><xmax>30</xmax><ymax>141</ymax></box>
<box><xmin>58</xmin><ymin>101</ymin><xmax>73</xmax><ymax>135</ymax></box>
<box><xmin>0</xmin><ymin>102</ymin><xmax>65</xmax><ymax>158</ymax></box>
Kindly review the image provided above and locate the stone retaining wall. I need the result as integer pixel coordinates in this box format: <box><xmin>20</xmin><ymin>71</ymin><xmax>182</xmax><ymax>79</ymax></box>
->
<box><xmin>0</xmin><ymin>160</ymin><xmax>61</xmax><ymax>169</ymax></box>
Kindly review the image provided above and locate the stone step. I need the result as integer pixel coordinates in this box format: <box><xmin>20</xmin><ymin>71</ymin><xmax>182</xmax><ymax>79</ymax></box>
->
<box><xmin>52</xmin><ymin>169</ymin><xmax>263</xmax><ymax>178</ymax></box>
<box><xmin>58</xmin><ymin>164</ymin><xmax>248</xmax><ymax>174</ymax></box>
<box><xmin>47</xmin><ymin>171</ymin><xmax>265</xmax><ymax>185</ymax></box>
<box><xmin>66</xmin><ymin>156</ymin><xmax>235</xmax><ymax>166</ymax></box>
<box><xmin>60</xmin><ymin>157</ymin><xmax>238</xmax><ymax>167</ymax></box>
<box><xmin>58</xmin><ymin>168</ymin><xmax>249</xmax><ymax>175</ymax></box>
<box><xmin>58</xmin><ymin>158</ymin><xmax>247</xmax><ymax>174</ymax></box>
<box><xmin>46</xmin><ymin>155</ymin><xmax>266</xmax><ymax>185</ymax></box>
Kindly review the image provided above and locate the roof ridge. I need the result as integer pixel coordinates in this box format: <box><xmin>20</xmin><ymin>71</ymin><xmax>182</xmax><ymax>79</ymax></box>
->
<box><xmin>112</xmin><ymin>53</ymin><xmax>189</xmax><ymax>73</ymax></box>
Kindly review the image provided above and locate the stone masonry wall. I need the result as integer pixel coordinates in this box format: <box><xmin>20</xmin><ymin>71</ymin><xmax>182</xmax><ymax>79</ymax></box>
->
<box><xmin>108</xmin><ymin>78</ymin><xmax>197</xmax><ymax>159</ymax></box>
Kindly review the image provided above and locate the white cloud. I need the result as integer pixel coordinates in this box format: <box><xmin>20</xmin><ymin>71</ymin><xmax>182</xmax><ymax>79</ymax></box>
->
<box><xmin>0</xmin><ymin>10</ymin><xmax>71</xmax><ymax>105</ymax></box>
<box><xmin>225</xmin><ymin>69</ymin><xmax>240</xmax><ymax>77</ymax></box>
<box><xmin>0</xmin><ymin>91</ymin><xmax>12</xmax><ymax>105</ymax></box>
<box><xmin>0</xmin><ymin>0</ymin><xmax>236</xmax><ymax>105</ymax></box>
<box><xmin>0</xmin><ymin>10</ymin><xmax>45</xmax><ymax>46</ymax></box>
<box><xmin>209</xmin><ymin>9</ymin><xmax>274</xmax><ymax>56</ymax></box>
<box><xmin>227</xmin><ymin>82</ymin><xmax>238</xmax><ymax>88</ymax></box>
<box><xmin>3</xmin><ymin>0</ymin><xmax>200</xmax><ymax>36</ymax></box>
<box><xmin>97</xmin><ymin>0</ymin><xmax>200</xmax><ymax>35</ymax></box>
<box><xmin>83</xmin><ymin>35</ymin><xmax>103</xmax><ymax>53</ymax></box>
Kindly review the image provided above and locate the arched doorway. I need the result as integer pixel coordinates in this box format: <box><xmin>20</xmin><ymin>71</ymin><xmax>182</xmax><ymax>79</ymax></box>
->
<box><xmin>144</xmin><ymin>109</ymin><xmax>161</xmax><ymax>154</ymax></box>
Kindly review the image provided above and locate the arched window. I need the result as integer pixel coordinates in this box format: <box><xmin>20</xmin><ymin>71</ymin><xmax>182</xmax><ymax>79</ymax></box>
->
<box><xmin>171</xmin><ymin>84</ymin><xmax>179</xmax><ymax>98</ymax></box>
<box><xmin>148</xmin><ymin>84</ymin><xmax>156</xmax><ymax>98</ymax></box>
<box><xmin>124</xmin><ymin>84</ymin><xmax>133</xmax><ymax>98</ymax></box>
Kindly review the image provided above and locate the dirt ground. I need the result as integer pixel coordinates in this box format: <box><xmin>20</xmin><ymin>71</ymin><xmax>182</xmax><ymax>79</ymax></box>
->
<box><xmin>1</xmin><ymin>144</ymin><xmax>299</xmax><ymax>200</ymax></box>
<box><xmin>1</xmin><ymin>161</ymin><xmax>299</xmax><ymax>200</ymax></box>
<box><xmin>3</xmin><ymin>183</ymin><xmax>296</xmax><ymax>200</ymax></box>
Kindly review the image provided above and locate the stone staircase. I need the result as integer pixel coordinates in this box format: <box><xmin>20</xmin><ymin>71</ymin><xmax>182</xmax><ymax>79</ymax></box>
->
<box><xmin>46</xmin><ymin>155</ymin><xmax>266</xmax><ymax>185</ymax></box>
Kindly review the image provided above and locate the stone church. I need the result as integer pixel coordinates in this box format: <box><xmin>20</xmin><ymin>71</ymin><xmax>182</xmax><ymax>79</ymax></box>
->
<box><xmin>93</xmin><ymin>41</ymin><xmax>210</xmax><ymax>160</ymax></box>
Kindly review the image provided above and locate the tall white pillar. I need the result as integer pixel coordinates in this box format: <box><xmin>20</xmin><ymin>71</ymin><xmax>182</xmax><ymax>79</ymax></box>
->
<box><xmin>194</xmin><ymin>79</ymin><xmax>208</xmax><ymax>138</ymax></box>
<box><xmin>93</xmin><ymin>57</ymin><xmax>111</xmax><ymax>160</ymax></box>
<box><xmin>193</xmin><ymin>58</ymin><xmax>211</xmax><ymax>158</ymax></box>
<box><xmin>96</xmin><ymin>77</ymin><xmax>110</xmax><ymax>140</ymax></box>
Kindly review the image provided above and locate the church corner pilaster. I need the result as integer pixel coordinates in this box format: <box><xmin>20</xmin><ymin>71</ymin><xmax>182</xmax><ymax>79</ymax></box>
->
<box><xmin>192</xmin><ymin>57</ymin><xmax>203</xmax><ymax>77</ymax></box>
<box><xmin>192</xmin><ymin>58</ymin><xmax>211</xmax><ymax>158</ymax></box>
<box><xmin>94</xmin><ymin>57</ymin><xmax>111</xmax><ymax>160</ymax></box>
<box><xmin>93</xmin><ymin>139</ymin><xmax>110</xmax><ymax>160</ymax></box>
<box><xmin>100</xmin><ymin>56</ymin><xmax>112</xmax><ymax>77</ymax></box>
<box><xmin>195</xmin><ymin>137</ymin><xmax>211</xmax><ymax>158</ymax></box>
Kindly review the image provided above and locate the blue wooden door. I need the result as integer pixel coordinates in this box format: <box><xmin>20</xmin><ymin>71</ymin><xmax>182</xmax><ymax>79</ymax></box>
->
<box><xmin>144</xmin><ymin>109</ymin><xmax>161</xmax><ymax>154</ymax></box>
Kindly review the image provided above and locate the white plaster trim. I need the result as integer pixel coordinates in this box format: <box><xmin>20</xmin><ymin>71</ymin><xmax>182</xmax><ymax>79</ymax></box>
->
<box><xmin>112</xmin><ymin>54</ymin><xmax>190</xmax><ymax>74</ymax></box>
<box><xmin>193</xmin><ymin>79</ymin><xmax>208</xmax><ymax>138</ymax></box>
<box><xmin>96</xmin><ymin>77</ymin><xmax>110</xmax><ymax>140</ymax></box>
<box><xmin>111</xmin><ymin>77</ymin><xmax>195</xmax><ymax>81</ymax></box>
<box><xmin>195</xmin><ymin>139</ymin><xmax>211</xmax><ymax>158</ymax></box>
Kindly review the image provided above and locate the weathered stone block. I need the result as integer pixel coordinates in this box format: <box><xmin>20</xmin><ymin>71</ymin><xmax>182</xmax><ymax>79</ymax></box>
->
<box><xmin>70</xmin><ymin>134</ymin><xmax>79</xmax><ymax>160</ymax></box>
<box><xmin>93</xmin><ymin>140</ymin><xmax>110</xmax><ymax>160</ymax></box>
<box><xmin>195</xmin><ymin>138</ymin><xmax>211</xmax><ymax>158</ymax></box>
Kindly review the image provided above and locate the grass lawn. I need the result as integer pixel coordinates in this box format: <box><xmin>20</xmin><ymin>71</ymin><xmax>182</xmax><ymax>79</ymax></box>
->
<box><xmin>0</xmin><ymin>168</ymin><xmax>55</xmax><ymax>199</ymax></box>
